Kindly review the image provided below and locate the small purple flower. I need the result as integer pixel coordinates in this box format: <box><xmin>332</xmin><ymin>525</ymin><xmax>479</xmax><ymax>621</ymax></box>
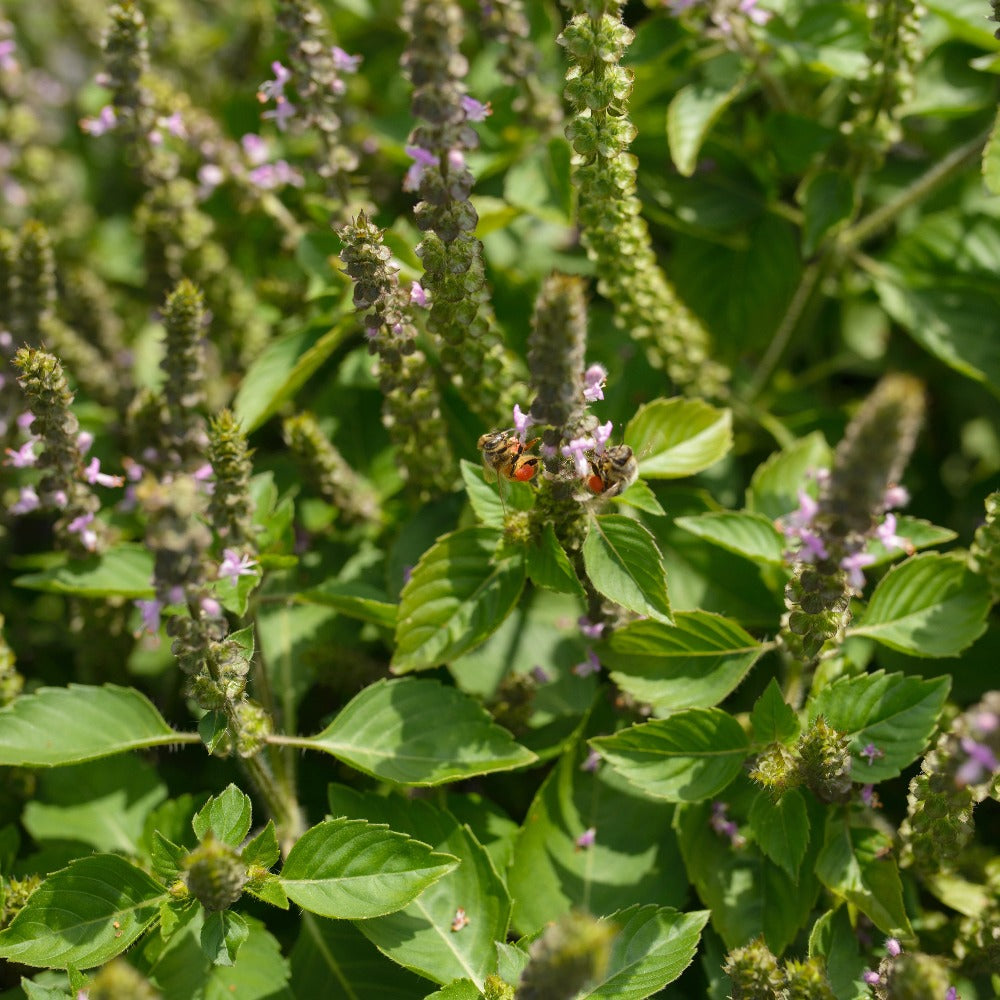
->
<box><xmin>860</xmin><ymin>784</ymin><xmax>876</xmax><ymax>807</ymax></box>
<box><xmin>593</xmin><ymin>420</ymin><xmax>613</xmax><ymax>454</ymax></box>
<box><xmin>198</xmin><ymin>163</ymin><xmax>225</xmax><ymax>193</ymax></box>
<box><xmin>572</xmin><ymin>650</ymin><xmax>601</xmax><ymax>677</ymax></box>
<box><xmin>134</xmin><ymin>598</ymin><xmax>162</xmax><ymax>636</ymax></box>
<box><xmin>798</xmin><ymin>529</ymin><xmax>829</xmax><ymax>562</ymax></box>
<box><xmin>410</xmin><ymin>281</ymin><xmax>427</xmax><ymax>308</ymax></box>
<box><xmin>709</xmin><ymin>801</ymin><xmax>746</xmax><ymax>848</ymax></box>
<box><xmin>783</xmin><ymin>488</ymin><xmax>818</xmax><ymax>533</ymax></box>
<box><xmin>84</xmin><ymin>457</ymin><xmax>125</xmax><ymax>488</ymax></box>
<box><xmin>840</xmin><ymin>551</ymin><xmax>876</xmax><ymax>590</ymax></box>
<box><xmin>16</xmin><ymin>410</ymin><xmax>35</xmax><ymax>431</ymax></box>
<box><xmin>460</xmin><ymin>95</ymin><xmax>492</xmax><ymax>121</ymax></box>
<box><xmin>973</xmin><ymin>710</ymin><xmax>999</xmax><ymax>734</ymax></box>
<box><xmin>512</xmin><ymin>403</ymin><xmax>534</xmax><ymax>443</ymax></box>
<box><xmin>945</xmin><ymin>987</ymin><xmax>959</xmax><ymax>1000</ymax></box>
<box><xmin>67</xmin><ymin>511</ymin><xmax>98</xmax><ymax>552</ymax></box>
<box><xmin>258</xmin><ymin>61</ymin><xmax>292</xmax><ymax>102</ymax></box>
<box><xmin>10</xmin><ymin>486</ymin><xmax>40</xmax><ymax>515</ymax></box>
<box><xmin>157</xmin><ymin>112</ymin><xmax>186</xmax><ymax>139</ymax></box>
<box><xmin>4</xmin><ymin>439</ymin><xmax>37</xmax><ymax>467</ymax></box>
<box><xmin>860</xmin><ymin>742</ymin><xmax>885</xmax><ymax>766</ymax></box>
<box><xmin>739</xmin><ymin>0</ymin><xmax>772</xmax><ymax>25</ymax></box>
<box><xmin>530</xmin><ymin>665</ymin><xmax>550</xmax><ymax>684</ymax></box>
<box><xmin>50</xmin><ymin>489</ymin><xmax>68</xmax><ymax>509</ymax></box>
<box><xmin>885</xmin><ymin>938</ymin><xmax>901</xmax><ymax>957</ymax></box>
<box><xmin>562</xmin><ymin>436</ymin><xmax>596</xmax><ymax>477</ymax></box>
<box><xmin>575</xmin><ymin>827</ymin><xmax>596</xmax><ymax>849</ymax></box>
<box><xmin>330</xmin><ymin>46</ymin><xmax>362</xmax><ymax>73</ymax></box>
<box><xmin>166</xmin><ymin>585</ymin><xmax>186</xmax><ymax>606</ymax></box>
<box><xmin>200</xmin><ymin>596</ymin><xmax>222</xmax><ymax>619</ymax></box>
<box><xmin>192</xmin><ymin>462</ymin><xmax>214</xmax><ymax>483</ymax></box>
<box><xmin>262</xmin><ymin>97</ymin><xmax>296</xmax><ymax>132</ymax></box>
<box><xmin>403</xmin><ymin>145</ymin><xmax>437</xmax><ymax>191</ymax></box>
<box><xmin>583</xmin><ymin>363</ymin><xmax>607</xmax><ymax>402</ymax></box>
<box><xmin>241</xmin><ymin>133</ymin><xmax>269</xmax><ymax>166</ymax></box>
<box><xmin>76</xmin><ymin>430</ymin><xmax>94</xmax><ymax>454</ymax></box>
<box><xmin>248</xmin><ymin>159</ymin><xmax>305</xmax><ymax>190</ymax></box>
<box><xmin>0</xmin><ymin>37</ymin><xmax>17</xmax><ymax>74</ymax></box>
<box><xmin>955</xmin><ymin>737</ymin><xmax>999</xmax><ymax>786</ymax></box>
<box><xmin>218</xmin><ymin>548</ymin><xmax>258</xmax><ymax>587</ymax></box>
<box><xmin>580</xmin><ymin>749</ymin><xmax>601</xmax><ymax>772</ymax></box>
<box><xmin>862</xmin><ymin>970</ymin><xmax>881</xmax><ymax>986</ymax></box>
<box><xmin>578</xmin><ymin>616</ymin><xmax>604</xmax><ymax>640</ymax></box>
<box><xmin>446</xmin><ymin>148</ymin><xmax>466</xmax><ymax>173</ymax></box>
<box><xmin>80</xmin><ymin>105</ymin><xmax>117</xmax><ymax>136</ymax></box>
<box><xmin>883</xmin><ymin>484</ymin><xmax>910</xmax><ymax>510</ymax></box>
<box><xmin>876</xmin><ymin>512</ymin><xmax>908</xmax><ymax>553</ymax></box>
<box><xmin>539</xmin><ymin>442</ymin><xmax>557</xmax><ymax>460</ymax></box>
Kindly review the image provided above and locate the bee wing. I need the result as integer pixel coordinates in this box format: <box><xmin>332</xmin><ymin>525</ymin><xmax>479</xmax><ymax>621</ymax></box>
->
<box><xmin>481</xmin><ymin>461</ymin><xmax>499</xmax><ymax>483</ymax></box>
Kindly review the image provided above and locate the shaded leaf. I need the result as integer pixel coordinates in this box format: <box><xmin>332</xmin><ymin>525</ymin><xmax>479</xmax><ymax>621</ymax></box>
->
<box><xmin>746</xmin><ymin>433</ymin><xmax>832</xmax><ymax>521</ymax></box>
<box><xmin>750</xmin><ymin>680</ymin><xmax>801</xmax><ymax>745</ymax></box>
<box><xmin>14</xmin><ymin>544</ymin><xmax>154</xmax><ymax>598</ymax></box>
<box><xmin>748</xmin><ymin>789</ymin><xmax>810</xmax><ymax>881</ymax></box>
<box><xmin>298</xmin><ymin>579</ymin><xmax>397</xmax><ymax>628</ymax></box>
<box><xmin>526</xmin><ymin>522</ymin><xmax>585</xmax><ymax>596</ymax></box>
<box><xmin>673</xmin><ymin>512</ymin><xmax>786</xmax><ymax>566</ymax></box>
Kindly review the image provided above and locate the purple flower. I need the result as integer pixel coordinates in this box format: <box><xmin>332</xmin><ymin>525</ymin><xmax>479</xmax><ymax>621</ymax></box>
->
<box><xmin>562</xmin><ymin>436</ymin><xmax>596</xmax><ymax>477</ymax></box>
<box><xmin>67</xmin><ymin>511</ymin><xmax>98</xmax><ymax>551</ymax></box>
<box><xmin>575</xmin><ymin>827</ymin><xmax>596</xmax><ymax>849</ymax></box>
<box><xmin>446</xmin><ymin>148</ymin><xmax>466</xmax><ymax>173</ymax></box>
<box><xmin>840</xmin><ymin>551</ymin><xmax>876</xmax><ymax>590</ymax></box>
<box><xmin>530</xmin><ymin>665</ymin><xmax>550</xmax><ymax>684</ymax></box>
<box><xmin>593</xmin><ymin>420</ymin><xmax>613</xmax><ymax>453</ymax></box>
<box><xmin>409</xmin><ymin>281</ymin><xmax>427</xmax><ymax>308</ymax></box>
<box><xmin>580</xmin><ymin>749</ymin><xmax>601</xmax><ymax>772</ymax></box>
<box><xmin>80</xmin><ymin>105</ymin><xmax>117</xmax><ymax>136</ymax></box>
<box><xmin>709</xmin><ymin>801</ymin><xmax>746</xmax><ymax>848</ymax></box>
<box><xmin>134</xmin><ymin>598</ymin><xmax>162</xmax><ymax>636</ymax></box>
<box><xmin>860</xmin><ymin>742</ymin><xmax>885</xmax><ymax>766</ymax></box>
<box><xmin>218</xmin><ymin>548</ymin><xmax>259</xmax><ymax>587</ymax></box>
<box><xmin>798</xmin><ymin>529</ymin><xmax>829</xmax><ymax>562</ymax></box>
<box><xmin>955</xmin><ymin>737</ymin><xmax>999</xmax><ymax>786</ymax></box>
<box><xmin>875</xmin><ymin>512</ymin><xmax>908</xmax><ymax>553</ymax></box>
<box><xmin>241</xmin><ymin>133</ymin><xmax>269</xmax><ymax>166</ymax></box>
<box><xmin>76</xmin><ymin>430</ymin><xmax>94</xmax><ymax>454</ymax></box>
<box><xmin>0</xmin><ymin>37</ymin><xmax>17</xmax><ymax>74</ymax></box>
<box><xmin>973</xmin><ymin>710</ymin><xmax>999</xmax><ymax>734</ymax></box>
<box><xmin>512</xmin><ymin>403</ymin><xmax>534</xmax><ymax>443</ymax></box>
<box><xmin>258</xmin><ymin>61</ymin><xmax>292</xmax><ymax>102</ymax></box>
<box><xmin>248</xmin><ymin>159</ymin><xmax>305</xmax><ymax>190</ymax></box>
<box><xmin>883</xmin><ymin>484</ymin><xmax>910</xmax><ymax>510</ymax></box>
<box><xmin>572</xmin><ymin>650</ymin><xmax>601</xmax><ymax>677</ymax></box>
<box><xmin>783</xmin><ymin>488</ymin><xmax>818</xmax><ymax>534</ymax></box>
<box><xmin>862</xmin><ymin>970</ymin><xmax>881</xmax><ymax>986</ymax></box>
<box><xmin>16</xmin><ymin>410</ymin><xmax>35</xmax><ymax>431</ymax></box>
<box><xmin>50</xmin><ymin>489</ymin><xmax>68</xmax><ymax>509</ymax></box>
<box><xmin>4</xmin><ymin>439</ymin><xmax>37</xmax><ymax>467</ymax></box>
<box><xmin>885</xmin><ymin>937</ymin><xmax>901</xmax><ymax>957</ymax></box>
<box><xmin>330</xmin><ymin>46</ymin><xmax>362</xmax><ymax>73</ymax></box>
<box><xmin>198</xmin><ymin>163</ymin><xmax>225</xmax><ymax>193</ymax></box>
<box><xmin>739</xmin><ymin>0</ymin><xmax>772</xmax><ymax>25</ymax></box>
<box><xmin>578</xmin><ymin>616</ymin><xmax>604</xmax><ymax>640</ymax></box>
<box><xmin>860</xmin><ymin>784</ymin><xmax>876</xmax><ymax>807</ymax></box>
<box><xmin>84</xmin><ymin>457</ymin><xmax>125</xmax><ymax>488</ymax></box>
<box><xmin>945</xmin><ymin>988</ymin><xmax>959</xmax><ymax>1000</ymax></box>
<box><xmin>262</xmin><ymin>97</ymin><xmax>296</xmax><ymax>132</ymax></box>
<box><xmin>157</xmin><ymin>112</ymin><xmax>186</xmax><ymax>139</ymax></box>
<box><xmin>10</xmin><ymin>486</ymin><xmax>40</xmax><ymax>515</ymax></box>
<box><xmin>403</xmin><ymin>144</ymin><xmax>437</xmax><ymax>191</ymax></box>
<box><xmin>200</xmin><ymin>597</ymin><xmax>223</xmax><ymax>619</ymax></box>
<box><xmin>460</xmin><ymin>95</ymin><xmax>491</xmax><ymax>121</ymax></box>
<box><xmin>583</xmin><ymin>363</ymin><xmax>607</xmax><ymax>402</ymax></box>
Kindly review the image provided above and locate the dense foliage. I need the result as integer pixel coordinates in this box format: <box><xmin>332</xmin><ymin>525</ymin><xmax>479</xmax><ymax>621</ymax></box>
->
<box><xmin>1</xmin><ymin>0</ymin><xmax>999</xmax><ymax>997</ymax></box>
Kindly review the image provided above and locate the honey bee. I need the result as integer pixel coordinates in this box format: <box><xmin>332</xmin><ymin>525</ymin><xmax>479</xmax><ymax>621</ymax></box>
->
<box><xmin>586</xmin><ymin>444</ymin><xmax>638</xmax><ymax>499</ymax></box>
<box><xmin>477</xmin><ymin>430</ymin><xmax>540</xmax><ymax>483</ymax></box>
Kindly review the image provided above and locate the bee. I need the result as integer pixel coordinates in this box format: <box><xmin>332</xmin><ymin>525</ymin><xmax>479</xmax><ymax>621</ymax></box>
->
<box><xmin>477</xmin><ymin>430</ymin><xmax>540</xmax><ymax>483</ymax></box>
<box><xmin>586</xmin><ymin>444</ymin><xmax>638</xmax><ymax>499</ymax></box>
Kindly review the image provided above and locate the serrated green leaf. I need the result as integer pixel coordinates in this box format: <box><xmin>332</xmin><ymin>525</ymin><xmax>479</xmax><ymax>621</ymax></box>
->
<box><xmin>750</xmin><ymin>680</ymin><xmax>801</xmax><ymax>745</ymax></box>
<box><xmin>748</xmin><ymin>789</ymin><xmax>810</xmax><ymax>882</ymax></box>
<box><xmin>673</xmin><ymin>512</ymin><xmax>786</xmax><ymax>565</ymax></box>
<box><xmin>392</xmin><ymin>526</ymin><xmax>527</xmax><ymax>673</ymax></box>
<box><xmin>242</xmin><ymin>821</ymin><xmax>281</xmax><ymax>869</ymax></box>
<box><xmin>613</xmin><ymin>480</ymin><xmax>667</xmax><ymax>516</ymax></box>
<box><xmin>328</xmin><ymin>786</ymin><xmax>510</xmax><ymax>988</ymax></box>
<box><xmin>14</xmin><ymin>544</ymin><xmax>154</xmax><ymax>598</ymax></box>
<box><xmin>192</xmin><ymin>784</ymin><xmax>253</xmax><ymax>847</ymax></box>
<box><xmin>423</xmin><ymin>982</ymin><xmax>481</xmax><ymax>1000</ymax></box>
<box><xmin>746</xmin><ymin>433</ymin><xmax>832</xmax><ymax>521</ymax></box>
<box><xmin>526</xmin><ymin>522</ymin><xmax>585</xmax><ymax>596</ymax></box>
<box><xmin>298</xmin><ymin>677</ymin><xmax>535</xmax><ymax>784</ymax></box>
<box><xmin>233</xmin><ymin>322</ymin><xmax>348</xmax><ymax>432</ymax></box>
<box><xmin>200</xmin><ymin>910</ymin><xmax>249</xmax><ymax>967</ymax></box>
<box><xmin>297</xmin><ymin>579</ymin><xmax>397</xmax><ymax>628</ymax></box>
<box><xmin>584</xmin><ymin>905</ymin><xmax>710</xmax><ymax>999</ymax></box>
<box><xmin>508</xmin><ymin>747</ymin><xmax>687</xmax><ymax>936</ymax></box>
<box><xmin>815</xmin><ymin>816</ymin><xmax>912</xmax><ymax>937</ymax></box>
<box><xmin>289</xmin><ymin>914</ymin><xmax>426</xmax><ymax>1000</ymax></box>
<box><xmin>808</xmin><ymin>907</ymin><xmax>869</xmax><ymax>1000</ymax></box>
<box><xmin>592</xmin><ymin>709</ymin><xmax>749</xmax><ymax>802</ymax></box>
<box><xmin>0</xmin><ymin>855</ymin><xmax>166</xmax><ymax>969</ymax></box>
<box><xmin>667</xmin><ymin>53</ymin><xmax>745</xmax><ymax>177</ymax></box>
<box><xmin>0</xmin><ymin>684</ymin><xmax>186</xmax><ymax>767</ymax></box>
<box><xmin>625</xmin><ymin>399</ymin><xmax>732</xmax><ymax>479</ymax></box>
<box><xmin>583</xmin><ymin>515</ymin><xmax>672</xmax><ymax>624</ymax></box>
<box><xmin>21</xmin><ymin>979</ymin><xmax>73</xmax><ymax>1000</ymax></box>
<box><xmin>851</xmin><ymin>553</ymin><xmax>990</xmax><ymax>657</ymax></box>
<box><xmin>602</xmin><ymin>612</ymin><xmax>762</xmax><ymax>717</ymax></box>
<box><xmin>279</xmin><ymin>818</ymin><xmax>457</xmax><ymax>919</ymax></box>
<box><xmin>807</xmin><ymin>670</ymin><xmax>950</xmax><ymax>780</ymax></box>
<box><xmin>460</xmin><ymin>459</ymin><xmax>533</xmax><ymax>528</ymax></box>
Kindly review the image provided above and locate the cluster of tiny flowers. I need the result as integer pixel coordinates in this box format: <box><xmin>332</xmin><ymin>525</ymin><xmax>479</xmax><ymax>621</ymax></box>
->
<box><xmin>709</xmin><ymin>800</ymin><xmax>747</xmax><ymax>848</ymax></box>
<box><xmin>778</xmin><ymin>474</ymin><xmax>911</xmax><ymax>591</ymax></box>
<box><xmin>562</xmin><ymin>420</ymin><xmax>614</xmax><ymax>479</ymax></box>
<box><xmin>197</xmin><ymin>134</ymin><xmax>304</xmax><ymax>197</ymax></box>
<box><xmin>665</xmin><ymin>0</ymin><xmax>772</xmax><ymax>31</ymax></box>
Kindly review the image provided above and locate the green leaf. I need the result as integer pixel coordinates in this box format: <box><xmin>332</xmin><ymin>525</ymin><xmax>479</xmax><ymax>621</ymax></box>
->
<box><xmin>613</xmin><ymin>480</ymin><xmax>667</xmax><ymax>516</ymax></box>
<box><xmin>21</xmin><ymin>980</ymin><xmax>73</xmax><ymax>1000</ymax></box>
<box><xmin>233</xmin><ymin>322</ymin><xmax>348</xmax><ymax>432</ymax></box>
<box><xmin>746</xmin><ymin>432</ymin><xmax>832</xmax><ymax>521</ymax></box>
<box><xmin>748</xmin><ymin>789</ymin><xmax>810</xmax><ymax>882</ymax></box>
<box><xmin>864</xmin><ymin>516</ymin><xmax>957</xmax><ymax>566</ymax></box>
<box><xmin>392</xmin><ymin>526</ymin><xmax>527</xmax><ymax>673</ymax></box>
<box><xmin>200</xmin><ymin>910</ymin><xmax>249</xmax><ymax>967</ymax></box>
<box><xmin>526</xmin><ymin>522</ymin><xmax>585</xmax><ymax>596</ymax></box>
<box><xmin>0</xmin><ymin>855</ymin><xmax>166</xmax><ymax>969</ymax></box>
<box><xmin>14</xmin><ymin>544</ymin><xmax>154</xmax><ymax>598</ymax></box>
<box><xmin>583</xmin><ymin>905</ymin><xmax>709</xmax><ymax>999</ymax></box>
<box><xmin>192</xmin><ymin>784</ymin><xmax>253</xmax><ymax>847</ymax></box>
<box><xmin>0</xmin><ymin>684</ymin><xmax>184</xmax><ymax>767</ymax></box>
<box><xmin>299</xmin><ymin>677</ymin><xmax>535</xmax><ymax>784</ymax></box>
<box><xmin>460</xmin><ymin>459</ymin><xmax>533</xmax><ymax>528</ymax></box>
<box><xmin>809</xmin><ymin>907</ymin><xmax>869</xmax><ymax>1000</ymax></box>
<box><xmin>800</xmin><ymin>170</ymin><xmax>853</xmax><ymax>254</ymax></box>
<box><xmin>242</xmin><ymin>821</ymin><xmax>281</xmax><ymax>869</ymax></box>
<box><xmin>815</xmin><ymin>816</ymin><xmax>912</xmax><ymax>937</ymax></box>
<box><xmin>666</xmin><ymin>53</ymin><xmax>745</xmax><ymax>177</ymax></box>
<box><xmin>423</xmin><ymin>982</ymin><xmax>481</xmax><ymax>1000</ymax></box>
<box><xmin>279</xmin><ymin>818</ymin><xmax>457</xmax><ymax>919</ymax></box>
<box><xmin>601</xmin><ymin>613</ymin><xmax>762</xmax><ymax>716</ymax></box>
<box><xmin>289</xmin><ymin>914</ymin><xmax>426</xmax><ymax>1000</ymax></box>
<box><xmin>298</xmin><ymin>579</ymin><xmax>397</xmax><ymax>628</ymax></box>
<box><xmin>508</xmin><ymin>747</ymin><xmax>687</xmax><ymax>935</ymax></box>
<box><xmin>984</xmin><ymin>107</ymin><xmax>1000</xmax><ymax>195</ymax></box>
<box><xmin>874</xmin><ymin>276</ymin><xmax>1000</xmax><ymax>395</ymax></box>
<box><xmin>625</xmin><ymin>398</ymin><xmax>732</xmax><ymax>479</ymax></box>
<box><xmin>22</xmin><ymin>756</ymin><xmax>167</xmax><ymax>854</ymax></box>
<box><xmin>807</xmin><ymin>670</ymin><xmax>950</xmax><ymax>781</ymax></box>
<box><xmin>328</xmin><ymin>786</ymin><xmax>510</xmax><ymax>988</ymax></box>
<box><xmin>673</xmin><ymin>512</ymin><xmax>786</xmax><ymax>566</ymax></box>
<box><xmin>592</xmin><ymin>709</ymin><xmax>749</xmax><ymax>802</ymax></box>
<box><xmin>851</xmin><ymin>553</ymin><xmax>990</xmax><ymax>657</ymax></box>
<box><xmin>750</xmin><ymin>680</ymin><xmax>801</xmax><ymax>745</ymax></box>
<box><xmin>582</xmin><ymin>515</ymin><xmax>672</xmax><ymax>624</ymax></box>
